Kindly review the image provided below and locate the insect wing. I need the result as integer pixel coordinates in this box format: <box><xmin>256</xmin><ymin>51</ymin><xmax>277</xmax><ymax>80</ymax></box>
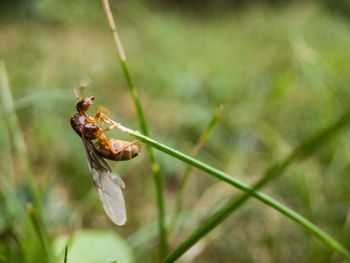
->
<box><xmin>82</xmin><ymin>138</ymin><xmax>127</xmax><ymax>225</ymax></box>
<box><xmin>73</xmin><ymin>79</ymin><xmax>92</xmax><ymax>99</ymax></box>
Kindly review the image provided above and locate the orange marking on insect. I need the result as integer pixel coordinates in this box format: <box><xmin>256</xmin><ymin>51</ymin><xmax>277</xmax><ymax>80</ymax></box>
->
<box><xmin>70</xmin><ymin>92</ymin><xmax>141</xmax><ymax>225</ymax></box>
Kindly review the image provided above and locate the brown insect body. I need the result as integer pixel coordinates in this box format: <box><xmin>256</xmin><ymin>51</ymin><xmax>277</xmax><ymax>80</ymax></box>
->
<box><xmin>95</xmin><ymin>138</ymin><xmax>141</xmax><ymax>161</ymax></box>
<box><xmin>70</xmin><ymin>113</ymin><xmax>100</xmax><ymax>140</ymax></box>
<box><xmin>70</xmin><ymin>96</ymin><xmax>100</xmax><ymax>140</ymax></box>
<box><xmin>70</xmin><ymin>95</ymin><xmax>141</xmax><ymax>161</ymax></box>
<box><xmin>70</xmin><ymin>94</ymin><xmax>141</xmax><ymax>225</ymax></box>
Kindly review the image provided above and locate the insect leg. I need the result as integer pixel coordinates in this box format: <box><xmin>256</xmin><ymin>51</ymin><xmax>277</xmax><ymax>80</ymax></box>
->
<box><xmin>95</xmin><ymin>112</ymin><xmax>112</xmax><ymax>124</ymax></box>
<box><xmin>94</xmin><ymin>112</ymin><xmax>121</xmax><ymax>131</ymax></box>
<box><xmin>94</xmin><ymin>107</ymin><xmax>112</xmax><ymax>127</ymax></box>
<box><xmin>97</xmin><ymin>133</ymin><xmax>119</xmax><ymax>155</ymax></box>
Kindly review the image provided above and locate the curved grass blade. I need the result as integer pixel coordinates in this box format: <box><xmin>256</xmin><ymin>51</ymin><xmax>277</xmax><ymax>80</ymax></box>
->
<box><xmin>108</xmin><ymin>108</ymin><xmax>350</xmax><ymax>262</ymax></box>
<box><xmin>161</xmin><ymin>107</ymin><xmax>350</xmax><ymax>262</ymax></box>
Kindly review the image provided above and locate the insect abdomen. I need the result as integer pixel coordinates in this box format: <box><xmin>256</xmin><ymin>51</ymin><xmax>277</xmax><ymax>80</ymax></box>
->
<box><xmin>70</xmin><ymin>114</ymin><xmax>83</xmax><ymax>137</ymax></box>
<box><xmin>95</xmin><ymin>139</ymin><xmax>141</xmax><ymax>161</ymax></box>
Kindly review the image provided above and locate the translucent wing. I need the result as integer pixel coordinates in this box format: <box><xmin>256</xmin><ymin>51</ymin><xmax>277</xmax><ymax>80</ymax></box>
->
<box><xmin>82</xmin><ymin>137</ymin><xmax>127</xmax><ymax>225</ymax></box>
<box><xmin>73</xmin><ymin>78</ymin><xmax>92</xmax><ymax>99</ymax></box>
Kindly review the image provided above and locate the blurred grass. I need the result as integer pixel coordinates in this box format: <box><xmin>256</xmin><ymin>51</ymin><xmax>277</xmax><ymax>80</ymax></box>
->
<box><xmin>1</xmin><ymin>1</ymin><xmax>350</xmax><ymax>262</ymax></box>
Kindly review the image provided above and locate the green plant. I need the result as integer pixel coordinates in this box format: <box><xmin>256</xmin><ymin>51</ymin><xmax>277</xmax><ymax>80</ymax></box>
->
<box><xmin>1</xmin><ymin>2</ymin><xmax>350</xmax><ymax>262</ymax></box>
<box><xmin>98</xmin><ymin>2</ymin><xmax>350</xmax><ymax>262</ymax></box>
<box><xmin>0</xmin><ymin>62</ymin><xmax>53</xmax><ymax>263</ymax></box>
<box><xmin>101</xmin><ymin>0</ymin><xmax>167</xmax><ymax>258</ymax></box>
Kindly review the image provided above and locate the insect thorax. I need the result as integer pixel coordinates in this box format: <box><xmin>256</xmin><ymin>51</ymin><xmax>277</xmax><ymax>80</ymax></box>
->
<box><xmin>70</xmin><ymin>113</ymin><xmax>99</xmax><ymax>140</ymax></box>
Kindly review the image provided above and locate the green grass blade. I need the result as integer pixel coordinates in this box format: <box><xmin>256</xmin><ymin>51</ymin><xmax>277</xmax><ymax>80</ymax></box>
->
<box><xmin>114</xmin><ymin>107</ymin><xmax>350</xmax><ymax>262</ymax></box>
<box><xmin>100</xmin><ymin>0</ymin><xmax>167</xmax><ymax>258</ymax></box>
<box><xmin>161</xmin><ymin>108</ymin><xmax>350</xmax><ymax>262</ymax></box>
<box><xmin>64</xmin><ymin>245</ymin><xmax>68</xmax><ymax>263</ymax></box>
<box><xmin>0</xmin><ymin>62</ymin><xmax>54</xmax><ymax>262</ymax></box>
<box><xmin>27</xmin><ymin>203</ymin><xmax>54</xmax><ymax>262</ymax></box>
<box><xmin>0</xmin><ymin>62</ymin><xmax>30</xmax><ymax>175</ymax></box>
<box><xmin>0</xmin><ymin>62</ymin><xmax>41</xmax><ymax>209</ymax></box>
<box><xmin>163</xmin><ymin>189</ymin><xmax>350</xmax><ymax>262</ymax></box>
<box><xmin>129</xmin><ymin>127</ymin><xmax>350</xmax><ymax>261</ymax></box>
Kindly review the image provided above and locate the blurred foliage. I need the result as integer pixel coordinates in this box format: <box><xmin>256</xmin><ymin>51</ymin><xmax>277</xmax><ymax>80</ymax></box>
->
<box><xmin>1</xmin><ymin>0</ymin><xmax>350</xmax><ymax>262</ymax></box>
<box><xmin>2</xmin><ymin>0</ymin><xmax>350</xmax><ymax>18</ymax></box>
<box><xmin>322</xmin><ymin>0</ymin><xmax>350</xmax><ymax>18</ymax></box>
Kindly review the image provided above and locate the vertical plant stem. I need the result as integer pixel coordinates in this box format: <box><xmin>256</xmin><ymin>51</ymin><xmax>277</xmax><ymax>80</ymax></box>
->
<box><xmin>27</xmin><ymin>203</ymin><xmax>53</xmax><ymax>263</ymax></box>
<box><xmin>0</xmin><ymin>62</ymin><xmax>54</xmax><ymax>262</ymax></box>
<box><xmin>101</xmin><ymin>0</ymin><xmax>168</xmax><ymax>258</ymax></box>
<box><xmin>64</xmin><ymin>245</ymin><xmax>68</xmax><ymax>263</ymax></box>
<box><xmin>0</xmin><ymin>62</ymin><xmax>41</xmax><ymax>207</ymax></box>
<box><xmin>0</xmin><ymin>62</ymin><xmax>30</xmax><ymax>176</ymax></box>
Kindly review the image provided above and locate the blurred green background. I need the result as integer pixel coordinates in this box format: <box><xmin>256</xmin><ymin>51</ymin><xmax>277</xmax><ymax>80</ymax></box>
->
<box><xmin>1</xmin><ymin>0</ymin><xmax>350</xmax><ymax>262</ymax></box>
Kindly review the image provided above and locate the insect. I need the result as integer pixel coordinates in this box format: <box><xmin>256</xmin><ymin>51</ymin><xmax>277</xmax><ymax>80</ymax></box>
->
<box><xmin>70</xmin><ymin>92</ymin><xmax>141</xmax><ymax>225</ymax></box>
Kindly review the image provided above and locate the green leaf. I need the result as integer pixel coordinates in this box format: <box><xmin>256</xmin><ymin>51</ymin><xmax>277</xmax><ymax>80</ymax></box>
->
<box><xmin>55</xmin><ymin>229</ymin><xmax>134</xmax><ymax>263</ymax></box>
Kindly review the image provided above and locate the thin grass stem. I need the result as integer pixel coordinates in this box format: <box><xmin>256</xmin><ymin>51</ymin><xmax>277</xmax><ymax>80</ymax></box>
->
<box><xmin>100</xmin><ymin>0</ymin><xmax>167</xmax><ymax>258</ymax></box>
<box><xmin>64</xmin><ymin>245</ymin><xmax>68</xmax><ymax>263</ymax></box>
<box><xmin>0</xmin><ymin>62</ymin><xmax>31</xmax><ymax>177</ymax></box>
<box><xmin>27</xmin><ymin>203</ymin><xmax>54</xmax><ymax>263</ymax></box>
<box><xmin>0</xmin><ymin>62</ymin><xmax>54</xmax><ymax>262</ymax></box>
<box><xmin>0</xmin><ymin>62</ymin><xmax>40</xmax><ymax>208</ymax></box>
